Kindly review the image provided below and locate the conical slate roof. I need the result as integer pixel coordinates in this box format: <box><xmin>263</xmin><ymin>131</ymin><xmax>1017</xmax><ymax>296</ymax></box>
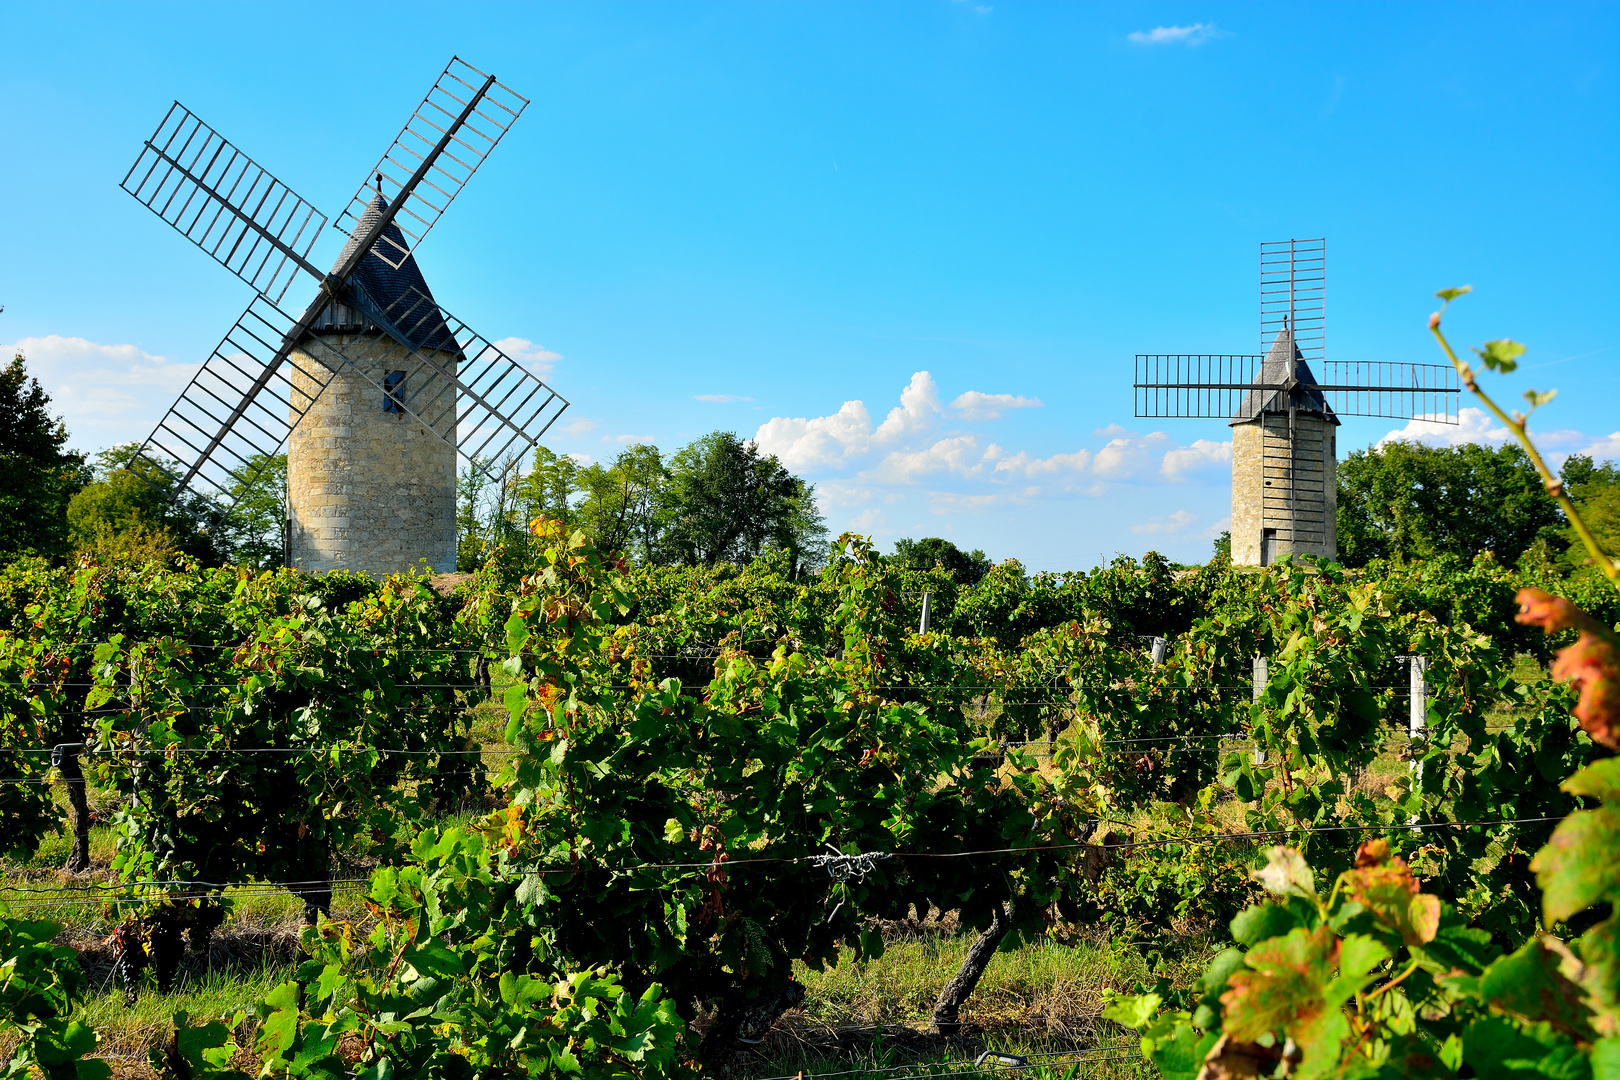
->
<box><xmin>1229</xmin><ymin>328</ymin><xmax>1339</xmax><ymax>425</ymax></box>
<box><xmin>304</xmin><ymin>194</ymin><xmax>458</xmax><ymax>352</ymax></box>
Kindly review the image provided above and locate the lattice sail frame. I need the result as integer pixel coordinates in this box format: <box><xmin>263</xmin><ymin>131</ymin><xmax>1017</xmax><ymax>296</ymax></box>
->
<box><xmin>1133</xmin><ymin>354</ymin><xmax>1461</xmax><ymax>423</ymax></box>
<box><xmin>1261</xmin><ymin>238</ymin><xmax>1325</xmax><ymax>363</ymax></box>
<box><xmin>121</xmin><ymin>104</ymin><xmax>326</xmax><ymax>304</ymax></box>
<box><xmin>334</xmin><ymin>57</ymin><xmax>529</xmax><ymax>270</ymax></box>
<box><xmin>136</xmin><ymin>298</ymin><xmax>326</xmax><ymax>499</ymax></box>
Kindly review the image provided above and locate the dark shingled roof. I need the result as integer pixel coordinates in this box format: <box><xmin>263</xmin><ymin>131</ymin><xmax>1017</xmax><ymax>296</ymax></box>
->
<box><xmin>303</xmin><ymin>194</ymin><xmax>458</xmax><ymax>352</ymax></box>
<box><xmin>1229</xmin><ymin>328</ymin><xmax>1339</xmax><ymax>426</ymax></box>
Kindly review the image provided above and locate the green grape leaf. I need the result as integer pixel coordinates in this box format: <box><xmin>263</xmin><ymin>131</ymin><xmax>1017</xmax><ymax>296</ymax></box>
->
<box><xmin>1435</xmin><ymin>286</ymin><xmax>1473</xmax><ymax>301</ymax></box>
<box><xmin>1413</xmin><ymin>905</ymin><xmax>1498</xmax><ymax>976</ymax></box>
<box><xmin>1524</xmin><ymin>388</ymin><xmax>1558</xmax><ymax>408</ymax></box>
<box><xmin>1145</xmin><ymin>1023</ymin><xmax>1209</xmax><ymax>1080</ymax></box>
<box><xmin>1564</xmin><ymin>758</ymin><xmax>1620</xmax><ymax>802</ymax></box>
<box><xmin>1471</xmin><ymin>338</ymin><xmax>1527</xmax><ymax>373</ymax></box>
<box><xmin>1461</xmin><ymin>1015</ymin><xmax>1587</xmax><ymax>1079</ymax></box>
<box><xmin>1531</xmin><ymin>806</ymin><xmax>1620</xmax><ymax>925</ymax></box>
<box><xmin>1477</xmin><ymin>939</ymin><xmax>1598</xmax><ymax>1043</ymax></box>
<box><xmin>1578</xmin><ymin>915</ymin><xmax>1620</xmax><ymax>1012</ymax></box>
<box><xmin>1591</xmin><ymin>1035</ymin><xmax>1620</xmax><ymax>1080</ymax></box>
<box><xmin>256</xmin><ymin>980</ymin><xmax>303</xmax><ymax>1058</ymax></box>
<box><xmin>1231</xmin><ymin>901</ymin><xmax>1310</xmax><ymax>947</ymax></box>
<box><xmin>1101</xmin><ymin>991</ymin><xmax>1162</xmax><ymax>1030</ymax></box>
<box><xmin>1337</xmin><ymin>934</ymin><xmax>1391</xmax><ymax>990</ymax></box>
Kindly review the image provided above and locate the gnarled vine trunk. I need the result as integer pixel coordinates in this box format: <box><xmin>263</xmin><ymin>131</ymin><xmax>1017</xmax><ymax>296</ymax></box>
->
<box><xmin>697</xmin><ymin>981</ymin><xmax>806</xmax><ymax>1068</ymax></box>
<box><xmin>59</xmin><ymin>749</ymin><xmax>91</xmax><ymax>873</ymax></box>
<box><xmin>931</xmin><ymin>901</ymin><xmax>1012</xmax><ymax>1034</ymax></box>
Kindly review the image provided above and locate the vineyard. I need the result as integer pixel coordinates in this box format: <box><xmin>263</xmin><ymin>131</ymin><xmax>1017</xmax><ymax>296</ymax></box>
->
<box><xmin>3</xmin><ymin>302</ymin><xmax>1620</xmax><ymax>1079</ymax></box>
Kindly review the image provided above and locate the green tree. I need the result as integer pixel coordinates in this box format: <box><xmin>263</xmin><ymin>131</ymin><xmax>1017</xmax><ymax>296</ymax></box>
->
<box><xmin>220</xmin><ymin>454</ymin><xmax>286</xmax><ymax>571</ymax></box>
<box><xmin>662</xmin><ymin>432</ymin><xmax>825</xmax><ymax>574</ymax></box>
<box><xmin>1335</xmin><ymin>440</ymin><xmax>1564</xmax><ymax>567</ymax></box>
<box><xmin>1558</xmin><ymin>454</ymin><xmax>1620</xmax><ymax>576</ymax></box>
<box><xmin>575</xmin><ymin>443</ymin><xmax>670</xmax><ymax>563</ymax></box>
<box><xmin>66</xmin><ymin>444</ymin><xmax>227</xmax><ymax>566</ymax></box>
<box><xmin>505</xmin><ymin>446</ymin><xmax>581</xmax><ymax>532</ymax></box>
<box><xmin>0</xmin><ymin>353</ymin><xmax>86</xmax><ymax>560</ymax></box>
<box><xmin>890</xmin><ymin>536</ymin><xmax>992</xmax><ymax>586</ymax></box>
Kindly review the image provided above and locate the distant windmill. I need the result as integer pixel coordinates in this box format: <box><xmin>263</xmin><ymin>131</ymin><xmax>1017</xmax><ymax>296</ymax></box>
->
<box><xmin>120</xmin><ymin>57</ymin><xmax>567</xmax><ymax>575</ymax></box>
<box><xmin>1133</xmin><ymin>239</ymin><xmax>1460</xmax><ymax>566</ymax></box>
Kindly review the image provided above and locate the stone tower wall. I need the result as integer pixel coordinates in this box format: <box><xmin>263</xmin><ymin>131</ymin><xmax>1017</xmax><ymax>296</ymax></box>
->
<box><xmin>1230</xmin><ymin>413</ymin><xmax>1337</xmax><ymax>566</ymax></box>
<box><xmin>287</xmin><ymin>337</ymin><xmax>458</xmax><ymax>576</ymax></box>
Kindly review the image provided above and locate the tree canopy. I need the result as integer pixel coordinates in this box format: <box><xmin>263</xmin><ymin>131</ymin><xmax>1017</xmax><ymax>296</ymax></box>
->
<box><xmin>1336</xmin><ymin>440</ymin><xmax>1566</xmax><ymax>568</ymax></box>
<box><xmin>457</xmin><ymin>433</ymin><xmax>828</xmax><ymax>576</ymax></box>
<box><xmin>0</xmin><ymin>353</ymin><xmax>86</xmax><ymax>559</ymax></box>
<box><xmin>889</xmin><ymin>536</ymin><xmax>993</xmax><ymax>586</ymax></box>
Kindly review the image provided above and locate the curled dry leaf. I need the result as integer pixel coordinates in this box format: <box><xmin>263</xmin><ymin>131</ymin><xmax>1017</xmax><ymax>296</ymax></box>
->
<box><xmin>1516</xmin><ymin>588</ymin><xmax>1620</xmax><ymax>750</ymax></box>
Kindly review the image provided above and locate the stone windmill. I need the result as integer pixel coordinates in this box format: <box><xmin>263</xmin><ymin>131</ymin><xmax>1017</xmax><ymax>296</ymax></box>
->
<box><xmin>1134</xmin><ymin>239</ymin><xmax>1460</xmax><ymax>566</ymax></box>
<box><xmin>120</xmin><ymin>57</ymin><xmax>567</xmax><ymax>575</ymax></box>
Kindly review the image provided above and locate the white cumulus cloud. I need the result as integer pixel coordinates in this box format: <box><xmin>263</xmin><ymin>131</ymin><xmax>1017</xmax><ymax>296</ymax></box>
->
<box><xmin>3</xmin><ymin>334</ymin><xmax>200</xmax><ymax>451</ymax></box>
<box><xmin>1377</xmin><ymin>407</ymin><xmax>1509</xmax><ymax>449</ymax></box>
<box><xmin>1128</xmin><ymin>22</ymin><xmax>1224</xmax><ymax>45</ymax></box>
<box><xmin>1162</xmin><ymin>438</ymin><xmax>1232</xmax><ymax>480</ymax></box>
<box><xmin>950</xmin><ymin>390</ymin><xmax>1044</xmax><ymax>421</ymax></box>
<box><xmin>1581</xmin><ymin>433</ymin><xmax>1620</xmax><ymax>462</ymax></box>
<box><xmin>754</xmin><ymin>399</ymin><xmax>875</xmax><ymax>469</ymax></box>
<box><xmin>874</xmin><ymin>371</ymin><xmax>945</xmax><ymax>443</ymax></box>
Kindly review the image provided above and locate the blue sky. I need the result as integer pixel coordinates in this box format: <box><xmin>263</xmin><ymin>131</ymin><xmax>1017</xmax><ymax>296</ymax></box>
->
<box><xmin>3</xmin><ymin>1</ymin><xmax>1616</xmax><ymax>569</ymax></box>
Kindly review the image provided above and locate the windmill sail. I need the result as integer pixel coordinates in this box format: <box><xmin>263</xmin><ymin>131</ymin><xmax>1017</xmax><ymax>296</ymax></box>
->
<box><xmin>121</xmin><ymin>103</ymin><xmax>326</xmax><ymax>303</ymax></box>
<box><xmin>334</xmin><ymin>56</ymin><xmax>529</xmax><ymax>271</ymax></box>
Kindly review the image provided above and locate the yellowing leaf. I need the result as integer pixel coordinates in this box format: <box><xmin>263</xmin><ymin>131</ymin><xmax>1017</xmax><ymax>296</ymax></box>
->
<box><xmin>1251</xmin><ymin>847</ymin><xmax>1316</xmax><ymax>899</ymax></box>
<box><xmin>1531</xmin><ymin>806</ymin><xmax>1620</xmax><ymax>926</ymax></box>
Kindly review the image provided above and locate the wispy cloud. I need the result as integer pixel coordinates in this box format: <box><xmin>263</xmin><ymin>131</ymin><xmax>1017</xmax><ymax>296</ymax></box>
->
<box><xmin>693</xmin><ymin>394</ymin><xmax>755</xmax><ymax>403</ymax></box>
<box><xmin>555</xmin><ymin>419</ymin><xmax>597</xmax><ymax>439</ymax></box>
<box><xmin>491</xmin><ymin>337</ymin><xmax>562</xmax><ymax>375</ymax></box>
<box><xmin>1131</xmin><ymin>510</ymin><xmax>1197</xmax><ymax>535</ymax></box>
<box><xmin>951</xmin><ymin>390</ymin><xmax>1043</xmax><ymax>421</ymax></box>
<box><xmin>1128</xmin><ymin>22</ymin><xmax>1225</xmax><ymax>46</ymax></box>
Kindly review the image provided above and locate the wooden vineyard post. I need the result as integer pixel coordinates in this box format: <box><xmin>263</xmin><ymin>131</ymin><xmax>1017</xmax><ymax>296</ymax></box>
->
<box><xmin>1252</xmin><ymin>655</ymin><xmax>1268</xmax><ymax>765</ymax></box>
<box><xmin>1409</xmin><ymin>654</ymin><xmax>1428</xmax><ymax>801</ymax></box>
<box><xmin>918</xmin><ymin>590</ymin><xmax>932</xmax><ymax>634</ymax></box>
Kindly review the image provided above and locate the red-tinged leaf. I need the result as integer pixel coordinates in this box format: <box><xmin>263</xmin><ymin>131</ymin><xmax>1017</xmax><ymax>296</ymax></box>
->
<box><xmin>1516</xmin><ymin>588</ymin><xmax>1620</xmax><ymax>748</ymax></box>
<box><xmin>1516</xmin><ymin>588</ymin><xmax>1607</xmax><ymax>638</ymax></box>
<box><xmin>1340</xmin><ymin>841</ymin><xmax>1438</xmax><ymax>945</ymax></box>
<box><xmin>1220</xmin><ymin>925</ymin><xmax>1339</xmax><ymax>1044</ymax></box>
<box><xmin>1552</xmin><ymin>631</ymin><xmax>1620</xmax><ymax>751</ymax></box>
<box><xmin>1530</xmin><ymin>805</ymin><xmax>1620</xmax><ymax>925</ymax></box>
